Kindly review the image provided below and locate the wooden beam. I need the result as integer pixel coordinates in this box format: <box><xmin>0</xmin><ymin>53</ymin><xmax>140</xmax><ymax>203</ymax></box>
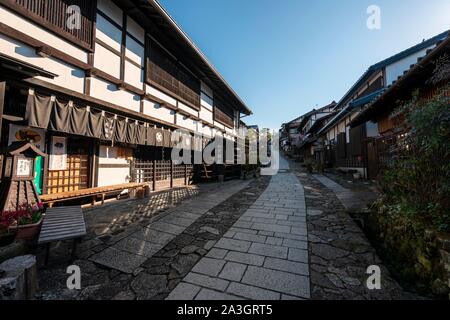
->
<box><xmin>120</xmin><ymin>13</ymin><xmax>127</xmax><ymax>82</ymax></box>
<box><xmin>0</xmin><ymin>81</ymin><xmax>5</xmax><ymax>143</ymax></box>
<box><xmin>0</xmin><ymin>22</ymin><xmax>92</xmax><ymax>71</ymax></box>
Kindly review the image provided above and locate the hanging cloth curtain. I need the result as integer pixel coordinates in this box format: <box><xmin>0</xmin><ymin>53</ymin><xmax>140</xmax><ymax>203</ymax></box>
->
<box><xmin>155</xmin><ymin>128</ymin><xmax>164</xmax><ymax>147</ymax></box>
<box><xmin>68</xmin><ymin>104</ymin><xmax>88</xmax><ymax>136</ymax></box>
<box><xmin>49</xmin><ymin>98</ymin><xmax>71</xmax><ymax>133</ymax></box>
<box><xmin>25</xmin><ymin>92</ymin><xmax>52</xmax><ymax>129</ymax></box>
<box><xmin>114</xmin><ymin>117</ymin><xmax>128</xmax><ymax>143</ymax></box>
<box><xmin>86</xmin><ymin>109</ymin><xmax>103</xmax><ymax>138</ymax></box>
<box><xmin>136</xmin><ymin>124</ymin><xmax>147</xmax><ymax>146</ymax></box>
<box><xmin>101</xmin><ymin>113</ymin><xmax>115</xmax><ymax>141</ymax></box>
<box><xmin>163</xmin><ymin>130</ymin><xmax>172</xmax><ymax>148</ymax></box>
<box><xmin>146</xmin><ymin>127</ymin><xmax>156</xmax><ymax>146</ymax></box>
<box><xmin>126</xmin><ymin>121</ymin><xmax>137</xmax><ymax>144</ymax></box>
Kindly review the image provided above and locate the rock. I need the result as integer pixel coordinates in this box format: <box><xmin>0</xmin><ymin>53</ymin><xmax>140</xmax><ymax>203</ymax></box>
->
<box><xmin>112</xmin><ymin>290</ymin><xmax>136</xmax><ymax>300</ymax></box>
<box><xmin>326</xmin><ymin>273</ymin><xmax>345</xmax><ymax>288</ymax></box>
<box><xmin>307</xmin><ymin>209</ymin><xmax>323</xmax><ymax>216</ymax></box>
<box><xmin>312</xmin><ymin>244</ymin><xmax>349</xmax><ymax>260</ymax></box>
<box><xmin>180</xmin><ymin>245</ymin><xmax>199</xmax><ymax>254</ymax></box>
<box><xmin>133</xmin><ymin>267</ymin><xmax>144</xmax><ymax>276</ymax></box>
<box><xmin>171</xmin><ymin>254</ymin><xmax>200</xmax><ymax>275</ymax></box>
<box><xmin>147</xmin><ymin>265</ymin><xmax>171</xmax><ymax>275</ymax></box>
<box><xmin>0</xmin><ymin>255</ymin><xmax>37</xmax><ymax>300</ymax></box>
<box><xmin>131</xmin><ymin>273</ymin><xmax>167</xmax><ymax>299</ymax></box>
<box><xmin>200</xmin><ymin>226</ymin><xmax>220</xmax><ymax>235</ymax></box>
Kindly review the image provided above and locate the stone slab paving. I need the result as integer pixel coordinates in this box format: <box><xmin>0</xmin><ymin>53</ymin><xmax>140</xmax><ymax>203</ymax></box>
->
<box><xmin>37</xmin><ymin>177</ymin><xmax>270</xmax><ymax>300</ymax></box>
<box><xmin>292</xmin><ymin>161</ymin><xmax>422</xmax><ymax>300</ymax></box>
<box><xmin>312</xmin><ymin>174</ymin><xmax>367</xmax><ymax>212</ymax></box>
<box><xmin>88</xmin><ymin>180</ymin><xmax>249</xmax><ymax>273</ymax></box>
<box><xmin>168</xmin><ymin>162</ymin><xmax>311</xmax><ymax>300</ymax></box>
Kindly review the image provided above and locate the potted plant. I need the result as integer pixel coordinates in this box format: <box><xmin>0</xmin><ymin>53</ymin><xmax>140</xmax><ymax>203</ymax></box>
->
<box><xmin>2</xmin><ymin>203</ymin><xmax>45</xmax><ymax>240</ymax></box>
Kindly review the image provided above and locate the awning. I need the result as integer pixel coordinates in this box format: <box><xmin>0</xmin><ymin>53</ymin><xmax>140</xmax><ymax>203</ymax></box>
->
<box><xmin>348</xmin><ymin>89</ymin><xmax>385</xmax><ymax>109</ymax></box>
<box><xmin>25</xmin><ymin>91</ymin><xmax>173</xmax><ymax>147</ymax></box>
<box><xmin>0</xmin><ymin>53</ymin><xmax>57</xmax><ymax>79</ymax></box>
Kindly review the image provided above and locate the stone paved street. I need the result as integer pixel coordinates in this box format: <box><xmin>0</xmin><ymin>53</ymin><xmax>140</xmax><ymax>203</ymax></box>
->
<box><xmin>36</xmin><ymin>156</ymin><xmax>421</xmax><ymax>300</ymax></box>
<box><xmin>168</xmin><ymin>159</ymin><xmax>310</xmax><ymax>300</ymax></box>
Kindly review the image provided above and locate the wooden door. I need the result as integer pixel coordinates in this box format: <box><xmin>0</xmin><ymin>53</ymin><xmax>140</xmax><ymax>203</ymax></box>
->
<box><xmin>46</xmin><ymin>137</ymin><xmax>91</xmax><ymax>194</ymax></box>
<box><xmin>366</xmin><ymin>139</ymin><xmax>378</xmax><ymax>180</ymax></box>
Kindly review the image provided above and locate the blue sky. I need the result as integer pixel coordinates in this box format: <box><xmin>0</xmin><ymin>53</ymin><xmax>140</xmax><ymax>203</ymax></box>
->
<box><xmin>159</xmin><ymin>0</ymin><xmax>450</xmax><ymax>129</ymax></box>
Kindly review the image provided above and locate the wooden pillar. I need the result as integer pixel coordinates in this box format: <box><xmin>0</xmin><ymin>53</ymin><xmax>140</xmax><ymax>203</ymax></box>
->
<box><xmin>170</xmin><ymin>161</ymin><xmax>174</xmax><ymax>188</ymax></box>
<box><xmin>184</xmin><ymin>164</ymin><xmax>188</xmax><ymax>186</ymax></box>
<box><xmin>0</xmin><ymin>81</ymin><xmax>5</xmax><ymax>144</ymax></box>
<box><xmin>152</xmin><ymin>159</ymin><xmax>156</xmax><ymax>191</ymax></box>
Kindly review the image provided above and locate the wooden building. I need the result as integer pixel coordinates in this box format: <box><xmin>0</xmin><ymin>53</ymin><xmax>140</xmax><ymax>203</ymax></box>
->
<box><xmin>0</xmin><ymin>0</ymin><xmax>252</xmax><ymax>205</ymax></box>
<box><xmin>315</xmin><ymin>30</ymin><xmax>448</xmax><ymax>178</ymax></box>
<box><xmin>350</xmin><ymin>34</ymin><xmax>450</xmax><ymax>179</ymax></box>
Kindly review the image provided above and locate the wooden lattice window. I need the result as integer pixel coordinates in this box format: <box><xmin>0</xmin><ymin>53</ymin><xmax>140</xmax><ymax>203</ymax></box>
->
<box><xmin>146</xmin><ymin>38</ymin><xmax>200</xmax><ymax>109</ymax></box>
<box><xmin>214</xmin><ymin>99</ymin><xmax>234</xmax><ymax>128</ymax></box>
<box><xmin>4</xmin><ymin>0</ymin><xmax>97</xmax><ymax>50</ymax></box>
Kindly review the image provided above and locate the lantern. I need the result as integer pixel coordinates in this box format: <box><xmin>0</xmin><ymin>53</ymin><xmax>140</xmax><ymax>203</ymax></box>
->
<box><xmin>0</xmin><ymin>142</ymin><xmax>47</xmax><ymax>212</ymax></box>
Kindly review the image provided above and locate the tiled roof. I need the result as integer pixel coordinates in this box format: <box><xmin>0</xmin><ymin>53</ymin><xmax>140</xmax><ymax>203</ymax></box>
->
<box><xmin>318</xmin><ymin>30</ymin><xmax>449</xmax><ymax>135</ymax></box>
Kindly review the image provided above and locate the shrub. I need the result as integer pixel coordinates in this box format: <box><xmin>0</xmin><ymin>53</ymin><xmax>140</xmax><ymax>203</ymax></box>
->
<box><xmin>380</xmin><ymin>86</ymin><xmax>450</xmax><ymax>232</ymax></box>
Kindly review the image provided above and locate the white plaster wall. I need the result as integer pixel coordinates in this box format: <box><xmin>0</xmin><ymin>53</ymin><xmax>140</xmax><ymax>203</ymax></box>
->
<box><xmin>214</xmin><ymin>122</ymin><xmax>225</xmax><ymax>131</ymax></box>
<box><xmin>200</xmin><ymin>92</ymin><xmax>213</xmax><ymax>110</ymax></box>
<box><xmin>96</xmin><ymin>13</ymin><xmax>122</xmax><ymax>52</ymax></box>
<box><xmin>145</xmin><ymin>85</ymin><xmax>177</xmax><ymax>107</ymax></box>
<box><xmin>176</xmin><ymin>114</ymin><xmax>197</xmax><ymax>131</ymax></box>
<box><xmin>178</xmin><ymin>101</ymin><xmax>198</xmax><ymax>117</ymax></box>
<box><xmin>98</xmin><ymin>146</ymin><xmax>130</xmax><ymax>187</ymax></box>
<box><xmin>199</xmin><ymin>107</ymin><xmax>213</xmax><ymax>124</ymax></box>
<box><xmin>124</xmin><ymin>60</ymin><xmax>144</xmax><ymax>89</ymax></box>
<box><xmin>386</xmin><ymin>47</ymin><xmax>431</xmax><ymax>85</ymax></box>
<box><xmin>94</xmin><ymin>43</ymin><xmax>121</xmax><ymax>78</ymax></box>
<box><xmin>0</xmin><ymin>35</ymin><xmax>85</xmax><ymax>93</ymax></box>
<box><xmin>143</xmin><ymin>100</ymin><xmax>175</xmax><ymax>124</ymax></box>
<box><xmin>0</xmin><ymin>6</ymin><xmax>88</xmax><ymax>63</ymax></box>
<box><xmin>90</xmin><ymin>77</ymin><xmax>140</xmax><ymax>113</ymax></box>
<box><xmin>125</xmin><ymin>35</ymin><xmax>145</xmax><ymax>67</ymax></box>
<box><xmin>337</xmin><ymin>120</ymin><xmax>346</xmax><ymax>133</ymax></box>
<box><xmin>201</xmin><ymin>125</ymin><xmax>213</xmax><ymax>138</ymax></box>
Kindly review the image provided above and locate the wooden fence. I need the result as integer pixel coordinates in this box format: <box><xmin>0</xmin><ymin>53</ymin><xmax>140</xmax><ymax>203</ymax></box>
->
<box><xmin>131</xmin><ymin>160</ymin><xmax>194</xmax><ymax>191</ymax></box>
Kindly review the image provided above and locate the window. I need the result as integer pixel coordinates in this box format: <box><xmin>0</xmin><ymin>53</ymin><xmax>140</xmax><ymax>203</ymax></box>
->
<box><xmin>214</xmin><ymin>98</ymin><xmax>234</xmax><ymax>128</ymax></box>
<box><xmin>146</xmin><ymin>38</ymin><xmax>200</xmax><ymax>109</ymax></box>
<box><xmin>4</xmin><ymin>0</ymin><xmax>97</xmax><ymax>50</ymax></box>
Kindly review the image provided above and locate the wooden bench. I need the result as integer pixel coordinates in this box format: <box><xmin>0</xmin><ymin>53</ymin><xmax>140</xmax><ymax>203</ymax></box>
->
<box><xmin>38</xmin><ymin>206</ymin><xmax>86</xmax><ymax>264</ymax></box>
<box><xmin>40</xmin><ymin>182</ymin><xmax>148</xmax><ymax>207</ymax></box>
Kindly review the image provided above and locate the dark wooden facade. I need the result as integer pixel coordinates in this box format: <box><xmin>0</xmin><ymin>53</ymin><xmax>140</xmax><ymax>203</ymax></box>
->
<box><xmin>3</xmin><ymin>0</ymin><xmax>97</xmax><ymax>50</ymax></box>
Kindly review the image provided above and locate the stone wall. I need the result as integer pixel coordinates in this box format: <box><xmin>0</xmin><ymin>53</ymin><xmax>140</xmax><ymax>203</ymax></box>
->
<box><xmin>360</xmin><ymin>210</ymin><xmax>450</xmax><ymax>299</ymax></box>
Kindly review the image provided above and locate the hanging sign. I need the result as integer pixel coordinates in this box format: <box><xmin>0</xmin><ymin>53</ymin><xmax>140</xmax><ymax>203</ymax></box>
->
<box><xmin>49</xmin><ymin>136</ymin><xmax>67</xmax><ymax>171</ymax></box>
<box><xmin>8</xmin><ymin>124</ymin><xmax>46</xmax><ymax>152</ymax></box>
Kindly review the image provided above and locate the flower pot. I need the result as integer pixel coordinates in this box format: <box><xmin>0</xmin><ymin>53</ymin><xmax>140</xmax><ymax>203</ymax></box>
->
<box><xmin>9</xmin><ymin>218</ymin><xmax>43</xmax><ymax>241</ymax></box>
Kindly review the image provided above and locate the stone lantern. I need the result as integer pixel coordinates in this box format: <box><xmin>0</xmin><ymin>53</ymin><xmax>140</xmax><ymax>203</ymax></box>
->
<box><xmin>0</xmin><ymin>142</ymin><xmax>47</xmax><ymax>212</ymax></box>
